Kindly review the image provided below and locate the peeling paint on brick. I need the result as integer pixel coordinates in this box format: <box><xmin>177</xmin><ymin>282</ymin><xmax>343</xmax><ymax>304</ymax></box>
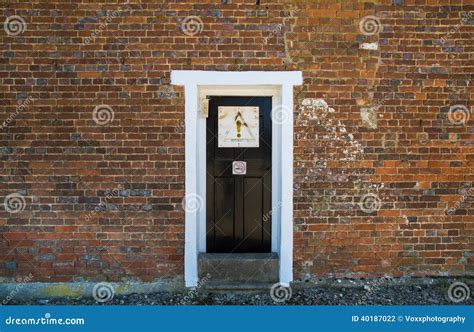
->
<box><xmin>299</xmin><ymin>98</ymin><xmax>364</xmax><ymax>161</ymax></box>
<box><xmin>360</xmin><ymin>107</ymin><xmax>378</xmax><ymax>129</ymax></box>
<box><xmin>360</xmin><ymin>42</ymin><xmax>378</xmax><ymax>50</ymax></box>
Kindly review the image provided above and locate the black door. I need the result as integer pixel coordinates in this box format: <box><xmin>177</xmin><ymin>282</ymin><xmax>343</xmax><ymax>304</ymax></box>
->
<box><xmin>206</xmin><ymin>96</ymin><xmax>272</xmax><ymax>253</ymax></box>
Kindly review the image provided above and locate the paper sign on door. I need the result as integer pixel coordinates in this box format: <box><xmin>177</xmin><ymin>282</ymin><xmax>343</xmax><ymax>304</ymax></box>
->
<box><xmin>218</xmin><ymin>106</ymin><xmax>259</xmax><ymax>148</ymax></box>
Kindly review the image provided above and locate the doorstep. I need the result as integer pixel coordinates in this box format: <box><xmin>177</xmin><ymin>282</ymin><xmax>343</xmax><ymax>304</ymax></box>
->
<box><xmin>198</xmin><ymin>253</ymin><xmax>279</xmax><ymax>290</ymax></box>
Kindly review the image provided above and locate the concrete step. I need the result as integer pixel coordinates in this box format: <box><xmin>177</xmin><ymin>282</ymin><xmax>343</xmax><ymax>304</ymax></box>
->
<box><xmin>198</xmin><ymin>253</ymin><xmax>279</xmax><ymax>289</ymax></box>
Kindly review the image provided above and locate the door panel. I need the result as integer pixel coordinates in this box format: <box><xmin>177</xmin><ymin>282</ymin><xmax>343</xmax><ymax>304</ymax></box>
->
<box><xmin>212</xmin><ymin>177</ymin><xmax>235</xmax><ymax>252</ymax></box>
<box><xmin>242</xmin><ymin>177</ymin><xmax>263</xmax><ymax>252</ymax></box>
<box><xmin>206</xmin><ymin>96</ymin><xmax>272</xmax><ymax>253</ymax></box>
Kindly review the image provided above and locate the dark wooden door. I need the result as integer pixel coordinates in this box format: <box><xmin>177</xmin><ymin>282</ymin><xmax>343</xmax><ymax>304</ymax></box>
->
<box><xmin>206</xmin><ymin>96</ymin><xmax>272</xmax><ymax>253</ymax></box>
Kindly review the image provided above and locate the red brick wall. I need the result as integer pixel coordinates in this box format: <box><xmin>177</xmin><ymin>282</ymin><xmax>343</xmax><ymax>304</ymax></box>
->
<box><xmin>0</xmin><ymin>0</ymin><xmax>472</xmax><ymax>283</ymax></box>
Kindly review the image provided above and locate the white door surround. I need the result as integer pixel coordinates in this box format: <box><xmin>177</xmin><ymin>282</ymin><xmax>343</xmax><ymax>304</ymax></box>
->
<box><xmin>171</xmin><ymin>71</ymin><xmax>303</xmax><ymax>287</ymax></box>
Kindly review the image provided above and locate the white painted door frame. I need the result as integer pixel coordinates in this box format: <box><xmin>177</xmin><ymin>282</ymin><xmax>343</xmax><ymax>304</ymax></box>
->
<box><xmin>171</xmin><ymin>71</ymin><xmax>303</xmax><ymax>287</ymax></box>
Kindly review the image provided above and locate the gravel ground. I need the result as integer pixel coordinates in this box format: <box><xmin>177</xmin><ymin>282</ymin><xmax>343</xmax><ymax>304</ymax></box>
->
<box><xmin>6</xmin><ymin>279</ymin><xmax>473</xmax><ymax>305</ymax></box>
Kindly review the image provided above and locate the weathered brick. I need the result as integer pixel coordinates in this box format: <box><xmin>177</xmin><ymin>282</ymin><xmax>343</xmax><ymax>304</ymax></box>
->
<box><xmin>0</xmin><ymin>0</ymin><xmax>471</xmax><ymax>284</ymax></box>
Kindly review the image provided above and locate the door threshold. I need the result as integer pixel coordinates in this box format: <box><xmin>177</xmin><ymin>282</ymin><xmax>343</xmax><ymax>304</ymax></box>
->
<box><xmin>198</xmin><ymin>253</ymin><xmax>279</xmax><ymax>287</ymax></box>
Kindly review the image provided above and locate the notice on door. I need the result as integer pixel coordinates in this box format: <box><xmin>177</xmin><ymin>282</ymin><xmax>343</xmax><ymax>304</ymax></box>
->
<box><xmin>218</xmin><ymin>106</ymin><xmax>259</xmax><ymax>148</ymax></box>
<box><xmin>232</xmin><ymin>161</ymin><xmax>247</xmax><ymax>175</ymax></box>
